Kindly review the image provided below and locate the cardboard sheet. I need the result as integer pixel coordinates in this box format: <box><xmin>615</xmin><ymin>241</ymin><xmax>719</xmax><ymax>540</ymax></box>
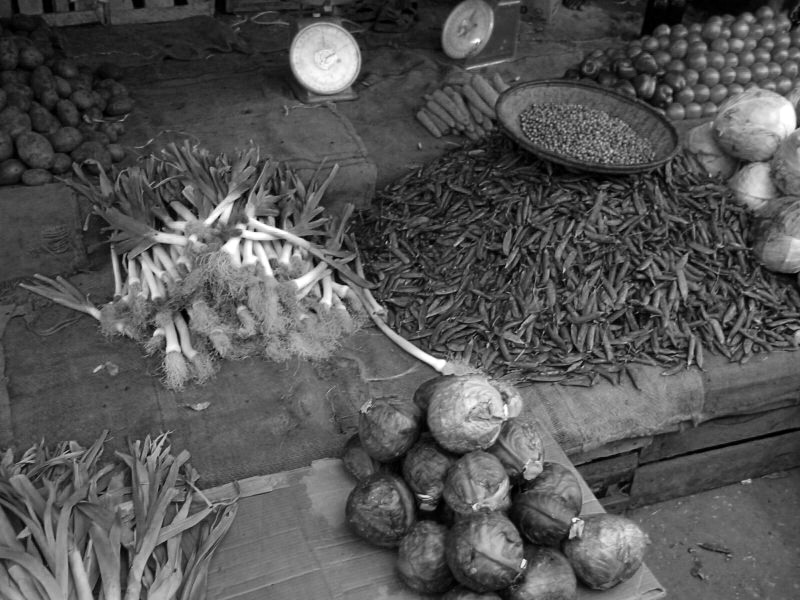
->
<box><xmin>202</xmin><ymin>428</ymin><xmax>666</xmax><ymax>600</ymax></box>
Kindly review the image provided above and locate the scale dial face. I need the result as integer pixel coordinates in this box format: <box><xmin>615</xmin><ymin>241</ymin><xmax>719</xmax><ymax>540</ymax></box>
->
<box><xmin>441</xmin><ymin>0</ymin><xmax>495</xmax><ymax>60</ymax></box>
<box><xmin>289</xmin><ymin>20</ymin><xmax>361</xmax><ymax>96</ymax></box>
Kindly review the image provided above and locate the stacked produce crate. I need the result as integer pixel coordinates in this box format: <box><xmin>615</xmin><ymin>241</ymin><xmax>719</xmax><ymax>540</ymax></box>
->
<box><xmin>1</xmin><ymin>0</ymin><xmax>213</xmax><ymax>27</ymax></box>
<box><xmin>0</xmin><ymin>0</ymin><xmax>105</xmax><ymax>26</ymax></box>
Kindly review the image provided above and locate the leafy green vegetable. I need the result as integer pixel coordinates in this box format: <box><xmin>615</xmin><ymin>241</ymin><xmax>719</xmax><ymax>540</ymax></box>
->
<box><xmin>0</xmin><ymin>431</ymin><xmax>238</xmax><ymax>600</ymax></box>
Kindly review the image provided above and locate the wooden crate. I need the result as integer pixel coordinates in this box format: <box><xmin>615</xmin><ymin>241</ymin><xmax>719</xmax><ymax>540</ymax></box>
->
<box><xmin>108</xmin><ymin>0</ymin><xmax>214</xmax><ymax>25</ymax></box>
<box><xmin>225</xmin><ymin>0</ymin><xmax>298</xmax><ymax>12</ymax></box>
<box><xmin>1</xmin><ymin>0</ymin><xmax>107</xmax><ymax>27</ymax></box>
<box><xmin>573</xmin><ymin>404</ymin><xmax>800</xmax><ymax>511</ymax></box>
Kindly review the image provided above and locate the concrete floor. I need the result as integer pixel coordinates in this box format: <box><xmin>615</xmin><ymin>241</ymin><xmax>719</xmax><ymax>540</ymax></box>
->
<box><xmin>628</xmin><ymin>467</ymin><xmax>800</xmax><ymax>600</ymax></box>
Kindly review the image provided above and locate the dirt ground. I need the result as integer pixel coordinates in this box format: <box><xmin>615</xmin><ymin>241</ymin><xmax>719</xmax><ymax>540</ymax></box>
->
<box><xmin>628</xmin><ymin>467</ymin><xmax>800</xmax><ymax>600</ymax></box>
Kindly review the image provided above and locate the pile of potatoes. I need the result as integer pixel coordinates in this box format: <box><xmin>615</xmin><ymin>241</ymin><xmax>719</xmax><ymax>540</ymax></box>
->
<box><xmin>0</xmin><ymin>13</ymin><xmax>134</xmax><ymax>186</ymax></box>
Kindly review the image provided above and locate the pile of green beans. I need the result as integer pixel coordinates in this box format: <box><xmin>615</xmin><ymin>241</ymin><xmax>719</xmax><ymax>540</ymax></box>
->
<box><xmin>353</xmin><ymin>134</ymin><xmax>800</xmax><ymax>386</ymax></box>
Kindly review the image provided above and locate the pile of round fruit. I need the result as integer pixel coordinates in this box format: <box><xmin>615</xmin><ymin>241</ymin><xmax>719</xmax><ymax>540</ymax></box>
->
<box><xmin>342</xmin><ymin>373</ymin><xmax>650</xmax><ymax>599</ymax></box>
<box><xmin>0</xmin><ymin>13</ymin><xmax>133</xmax><ymax>186</ymax></box>
<box><xmin>572</xmin><ymin>6</ymin><xmax>800</xmax><ymax>121</ymax></box>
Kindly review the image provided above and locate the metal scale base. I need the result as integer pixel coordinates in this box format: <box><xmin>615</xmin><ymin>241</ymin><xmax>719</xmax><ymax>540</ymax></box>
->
<box><xmin>288</xmin><ymin>73</ymin><xmax>358</xmax><ymax>104</ymax></box>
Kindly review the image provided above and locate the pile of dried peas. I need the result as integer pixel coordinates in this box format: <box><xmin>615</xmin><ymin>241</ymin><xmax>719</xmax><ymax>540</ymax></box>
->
<box><xmin>519</xmin><ymin>103</ymin><xmax>656</xmax><ymax>165</ymax></box>
<box><xmin>353</xmin><ymin>134</ymin><xmax>800</xmax><ymax>387</ymax></box>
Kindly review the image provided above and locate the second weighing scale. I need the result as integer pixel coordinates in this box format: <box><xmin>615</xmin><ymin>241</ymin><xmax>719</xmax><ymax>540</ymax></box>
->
<box><xmin>441</xmin><ymin>0</ymin><xmax>521</xmax><ymax>69</ymax></box>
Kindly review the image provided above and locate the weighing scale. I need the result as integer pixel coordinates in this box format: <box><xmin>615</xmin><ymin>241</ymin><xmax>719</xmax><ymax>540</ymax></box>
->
<box><xmin>288</xmin><ymin>0</ymin><xmax>361</xmax><ymax>104</ymax></box>
<box><xmin>441</xmin><ymin>0</ymin><xmax>521</xmax><ymax>70</ymax></box>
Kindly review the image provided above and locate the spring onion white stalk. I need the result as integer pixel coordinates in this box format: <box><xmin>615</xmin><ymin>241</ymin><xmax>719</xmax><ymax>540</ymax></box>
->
<box><xmin>238</xmin><ymin>228</ymin><xmax>279</xmax><ymax>242</ymax></box>
<box><xmin>122</xmin><ymin>257</ymin><xmax>141</xmax><ymax>304</ymax></box>
<box><xmin>136</xmin><ymin>266</ymin><xmax>151</xmax><ymax>303</ymax></box>
<box><xmin>169</xmin><ymin>243</ymin><xmax>192</xmax><ymax>275</ymax></box>
<box><xmin>349</xmin><ymin>284</ymin><xmax>473</xmax><ymax>376</ymax></box>
<box><xmin>235</xmin><ymin>305</ymin><xmax>258</xmax><ymax>338</ymax></box>
<box><xmin>220</xmin><ymin>237</ymin><xmax>242</xmax><ymax>268</ymax></box>
<box><xmin>187</xmin><ymin>299</ymin><xmax>234</xmax><ymax>357</ymax></box>
<box><xmin>331</xmin><ymin>293</ymin><xmax>355</xmax><ymax>333</ymax></box>
<box><xmin>18</xmin><ymin>275</ymin><xmax>102</xmax><ymax>320</ymax></box>
<box><xmin>139</xmin><ymin>258</ymin><xmax>166</xmax><ymax>303</ymax></box>
<box><xmin>110</xmin><ymin>245</ymin><xmax>124</xmax><ymax>300</ymax></box>
<box><xmin>173</xmin><ymin>313</ymin><xmax>215</xmax><ymax>382</ymax></box>
<box><xmin>319</xmin><ymin>274</ymin><xmax>334</xmax><ymax>310</ymax></box>
<box><xmin>253</xmin><ymin>241</ymin><xmax>274</xmax><ymax>277</ymax></box>
<box><xmin>152</xmin><ymin>245</ymin><xmax>182</xmax><ymax>284</ymax></box>
<box><xmin>157</xmin><ymin>313</ymin><xmax>189</xmax><ymax>390</ymax></box>
<box><xmin>150</xmin><ymin>206</ymin><xmax>187</xmax><ymax>233</ymax></box>
<box><xmin>169</xmin><ymin>200</ymin><xmax>196</xmax><ymax>223</ymax></box>
<box><xmin>291</xmin><ymin>261</ymin><xmax>329</xmax><ymax>294</ymax></box>
<box><xmin>140</xmin><ymin>249</ymin><xmax>173</xmax><ymax>290</ymax></box>
<box><xmin>261</xmin><ymin>238</ymin><xmax>279</xmax><ymax>260</ymax></box>
<box><xmin>241</xmin><ymin>238</ymin><xmax>257</xmax><ymax>269</ymax></box>
<box><xmin>144</xmin><ymin>327</ymin><xmax>166</xmax><ymax>355</ymax></box>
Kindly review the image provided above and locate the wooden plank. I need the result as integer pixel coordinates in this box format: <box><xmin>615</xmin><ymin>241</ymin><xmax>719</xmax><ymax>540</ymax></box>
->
<box><xmin>43</xmin><ymin>11</ymin><xmax>105</xmax><ymax>26</ymax></box>
<box><xmin>569</xmin><ymin>436</ymin><xmax>652</xmax><ymax>466</ymax></box>
<box><xmin>628</xmin><ymin>429</ymin><xmax>800</xmax><ymax>508</ymax></box>
<box><xmin>576</xmin><ymin>451</ymin><xmax>639</xmax><ymax>491</ymax></box>
<box><xmin>640</xmin><ymin>404</ymin><xmax>800</xmax><ymax>464</ymax></box>
<box><xmin>16</xmin><ymin>0</ymin><xmax>45</xmax><ymax>15</ymax></box>
<box><xmin>702</xmin><ymin>351</ymin><xmax>800</xmax><ymax>420</ymax></box>
<box><xmin>109</xmin><ymin>0</ymin><xmax>214</xmax><ymax>24</ymax></box>
<box><xmin>597</xmin><ymin>485</ymin><xmax>632</xmax><ymax>514</ymax></box>
<box><xmin>225</xmin><ymin>0</ymin><xmax>302</xmax><ymax>10</ymax></box>
<box><xmin>7</xmin><ymin>0</ymin><xmax>104</xmax><ymax>25</ymax></box>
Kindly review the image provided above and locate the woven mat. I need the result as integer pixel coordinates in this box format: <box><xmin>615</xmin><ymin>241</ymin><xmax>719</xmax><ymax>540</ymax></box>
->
<box><xmin>55</xmin><ymin>15</ymin><xmax>254</xmax><ymax>68</ymax></box>
<box><xmin>119</xmin><ymin>64</ymin><xmax>377</xmax><ymax>213</ymax></box>
<box><xmin>0</xmin><ymin>264</ymin><xmax>431</xmax><ymax>487</ymax></box>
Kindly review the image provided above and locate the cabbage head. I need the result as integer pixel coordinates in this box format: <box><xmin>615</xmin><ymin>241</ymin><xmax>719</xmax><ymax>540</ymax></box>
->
<box><xmin>510</xmin><ymin>462</ymin><xmax>583</xmax><ymax>547</ymax></box>
<box><xmin>427</xmin><ymin>374</ymin><xmax>514</xmax><ymax>453</ymax></box>
<box><xmin>443</xmin><ymin>451</ymin><xmax>511</xmax><ymax>515</ymax></box>
<box><xmin>446</xmin><ymin>511</ymin><xmax>526</xmax><ymax>593</ymax></box>
<box><xmin>345</xmin><ymin>473</ymin><xmax>416</xmax><ymax>548</ymax></box>
<box><xmin>441</xmin><ymin>585</ymin><xmax>503</xmax><ymax>599</ymax></box>
<box><xmin>396</xmin><ymin>520</ymin><xmax>455</xmax><ymax>593</ymax></box>
<box><xmin>342</xmin><ymin>433</ymin><xmax>387</xmax><ymax>482</ymax></box>
<box><xmin>358</xmin><ymin>396</ymin><xmax>423</xmax><ymax>462</ymax></box>
<box><xmin>402</xmin><ymin>434</ymin><xmax>456</xmax><ymax>511</ymax></box>
<box><xmin>505</xmin><ymin>545</ymin><xmax>577</xmax><ymax>600</ymax></box>
<box><xmin>563</xmin><ymin>513</ymin><xmax>650</xmax><ymax>590</ymax></box>
<box><xmin>487</xmin><ymin>418</ymin><xmax>544</xmax><ymax>482</ymax></box>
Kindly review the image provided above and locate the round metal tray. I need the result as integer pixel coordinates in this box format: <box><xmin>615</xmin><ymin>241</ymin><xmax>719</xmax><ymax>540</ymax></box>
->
<box><xmin>495</xmin><ymin>79</ymin><xmax>681</xmax><ymax>175</ymax></box>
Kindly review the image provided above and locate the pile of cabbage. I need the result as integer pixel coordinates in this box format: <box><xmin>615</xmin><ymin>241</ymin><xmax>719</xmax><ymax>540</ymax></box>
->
<box><xmin>342</xmin><ymin>373</ymin><xmax>651</xmax><ymax>598</ymax></box>
<box><xmin>685</xmin><ymin>86</ymin><xmax>800</xmax><ymax>275</ymax></box>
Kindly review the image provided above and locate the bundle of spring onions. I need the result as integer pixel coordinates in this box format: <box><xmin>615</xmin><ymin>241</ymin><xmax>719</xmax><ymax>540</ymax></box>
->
<box><xmin>19</xmin><ymin>141</ymin><xmax>391</xmax><ymax>390</ymax></box>
<box><xmin>0</xmin><ymin>431</ymin><xmax>238</xmax><ymax>600</ymax></box>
